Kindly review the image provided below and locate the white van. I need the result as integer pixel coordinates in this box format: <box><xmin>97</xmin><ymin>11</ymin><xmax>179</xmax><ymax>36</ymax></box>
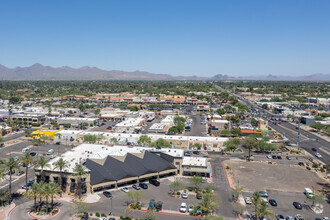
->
<box><xmin>22</xmin><ymin>148</ymin><xmax>30</xmax><ymax>153</ymax></box>
<box><xmin>304</xmin><ymin>188</ymin><xmax>313</xmax><ymax>197</ymax></box>
<box><xmin>47</xmin><ymin>149</ymin><xmax>54</xmax><ymax>155</ymax></box>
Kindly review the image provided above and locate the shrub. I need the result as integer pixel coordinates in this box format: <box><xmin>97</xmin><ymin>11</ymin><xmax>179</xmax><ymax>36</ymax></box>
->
<box><xmin>306</xmin><ymin>167</ymin><xmax>311</xmax><ymax>170</ymax></box>
<box><xmin>68</xmin><ymin>192</ymin><xmax>71</xmax><ymax>195</ymax></box>
<box><xmin>268</xmin><ymin>162</ymin><xmax>272</xmax><ymax>164</ymax></box>
<box><xmin>320</xmin><ymin>168</ymin><xmax>325</xmax><ymax>172</ymax></box>
<box><xmin>226</xmin><ymin>166</ymin><xmax>230</xmax><ymax>169</ymax></box>
<box><xmin>32</xmin><ymin>123</ymin><xmax>41</xmax><ymax>127</ymax></box>
<box><xmin>312</xmin><ymin>163</ymin><xmax>319</xmax><ymax>168</ymax></box>
<box><xmin>84</xmin><ymin>212</ymin><xmax>88</xmax><ymax>215</ymax></box>
<box><xmin>101</xmin><ymin>213</ymin><xmax>106</xmax><ymax>217</ymax></box>
<box><xmin>89</xmin><ymin>213</ymin><xmax>93</xmax><ymax>216</ymax></box>
<box><xmin>96</xmin><ymin>212</ymin><xmax>100</xmax><ymax>217</ymax></box>
<box><xmin>176</xmin><ymin>192</ymin><xmax>180</xmax><ymax>196</ymax></box>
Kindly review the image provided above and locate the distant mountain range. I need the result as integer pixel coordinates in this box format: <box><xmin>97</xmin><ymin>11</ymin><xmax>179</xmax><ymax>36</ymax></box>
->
<box><xmin>0</xmin><ymin>64</ymin><xmax>329</xmax><ymax>81</ymax></box>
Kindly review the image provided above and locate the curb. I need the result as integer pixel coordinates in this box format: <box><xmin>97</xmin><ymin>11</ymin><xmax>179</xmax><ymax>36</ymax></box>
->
<box><xmin>222</xmin><ymin>161</ymin><xmax>232</xmax><ymax>187</ymax></box>
<box><xmin>7</xmin><ymin>202</ymin><xmax>16</xmax><ymax>217</ymax></box>
<box><xmin>28</xmin><ymin>208</ymin><xmax>60</xmax><ymax>219</ymax></box>
<box><xmin>129</xmin><ymin>206</ymin><xmax>205</xmax><ymax>218</ymax></box>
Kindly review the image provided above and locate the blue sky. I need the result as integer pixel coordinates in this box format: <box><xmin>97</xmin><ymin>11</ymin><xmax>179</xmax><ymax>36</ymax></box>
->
<box><xmin>0</xmin><ymin>0</ymin><xmax>330</xmax><ymax>76</ymax></box>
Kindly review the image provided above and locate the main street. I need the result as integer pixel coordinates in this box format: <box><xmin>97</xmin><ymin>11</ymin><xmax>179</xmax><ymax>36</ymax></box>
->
<box><xmin>213</xmin><ymin>84</ymin><xmax>330</xmax><ymax>163</ymax></box>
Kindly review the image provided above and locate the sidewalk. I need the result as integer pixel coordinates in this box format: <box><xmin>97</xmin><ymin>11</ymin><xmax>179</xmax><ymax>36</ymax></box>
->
<box><xmin>0</xmin><ymin>203</ymin><xmax>16</xmax><ymax>220</ymax></box>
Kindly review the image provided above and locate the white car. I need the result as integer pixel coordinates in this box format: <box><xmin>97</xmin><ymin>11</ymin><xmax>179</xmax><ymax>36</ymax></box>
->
<box><xmin>286</xmin><ymin>216</ymin><xmax>294</xmax><ymax>220</ymax></box>
<box><xmin>261</xmin><ymin>197</ymin><xmax>268</xmax><ymax>203</ymax></box>
<box><xmin>266</xmin><ymin>155</ymin><xmax>272</xmax><ymax>159</ymax></box>
<box><xmin>245</xmin><ymin>197</ymin><xmax>252</xmax><ymax>205</ymax></box>
<box><xmin>99</xmin><ymin>217</ymin><xmax>107</xmax><ymax>220</ymax></box>
<box><xmin>315</xmin><ymin>153</ymin><xmax>322</xmax><ymax>158</ymax></box>
<box><xmin>180</xmin><ymin>202</ymin><xmax>187</xmax><ymax>213</ymax></box>
<box><xmin>121</xmin><ymin>187</ymin><xmax>129</xmax><ymax>193</ymax></box>
<box><xmin>188</xmin><ymin>204</ymin><xmax>194</xmax><ymax>213</ymax></box>
<box><xmin>50</xmin><ymin>155</ymin><xmax>56</xmax><ymax>159</ymax></box>
<box><xmin>181</xmin><ymin>192</ymin><xmax>188</xmax><ymax>199</ymax></box>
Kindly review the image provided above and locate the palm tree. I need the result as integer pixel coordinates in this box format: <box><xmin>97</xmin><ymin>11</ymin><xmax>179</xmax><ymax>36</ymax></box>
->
<box><xmin>257</xmin><ymin>201</ymin><xmax>274</xmax><ymax>219</ymax></box>
<box><xmin>198</xmin><ymin>193</ymin><xmax>218</xmax><ymax>215</ymax></box>
<box><xmin>43</xmin><ymin>183</ymin><xmax>51</xmax><ymax>213</ymax></box>
<box><xmin>252</xmin><ymin>191</ymin><xmax>262</xmax><ymax>219</ymax></box>
<box><xmin>232</xmin><ymin>184</ymin><xmax>244</xmax><ymax>201</ymax></box>
<box><xmin>48</xmin><ymin>182</ymin><xmax>61</xmax><ymax>210</ymax></box>
<box><xmin>5</xmin><ymin>157</ymin><xmax>20</xmax><ymax>200</ymax></box>
<box><xmin>20</xmin><ymin>152</ymin><xmax>35</xmax><ymax>192</ymax></box>
<box><xmin>73</xmin><ymin>164</ymin><xmax>88</xmax><ymax>199</ymax></box>
<box><xmin>53</xmin><ymin>158</ymin><xmax>68</xmax><ymax>194</ymax></box>
<box><xmin>0</xmin><ymin>188</ymin><xmax>10</xmax><ymax>207</ymax></box>
<box><xmin>36</xmin><ymin>156</ymin><xmax>50</xmax><ymax>182</ymax></box>
<box><xmin>30</xmin><ymin>183</ymin><xmax>39</xmax><ymax>212</ymax></box>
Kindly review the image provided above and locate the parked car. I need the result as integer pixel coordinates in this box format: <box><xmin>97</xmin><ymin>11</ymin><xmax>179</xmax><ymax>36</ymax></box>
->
<box><xmin>315</xmin><ymin>153</ymin><xmax>322</xmax><ymax>158</ymax></box>
<box><xmin>286</xmin><ymin>156</ymin><xmax>292</xmax><ymax>160</ymax></box>
<box><xmin>98</xmin><ymin>217</ymin><xmax>106</xmax><ymax>220</ymax></box>
<box><xmin>277</xmin><ymin>214</ymin><xmax>285</xmax><ymax>220</ymax></box>
<box><xmin>196</xmin><ymin>192</ymin><xmax>202</xmax><ymax>199</ymax></box>
<box><xmin>139</xmin><ymin>183</ymin><xmax>148</xmax><ymax>189</ymax></box>
<box><xmin>182</xmin><ymin>192</ymin><xmax>188</xmax><ymax>199</ymax></box>
<box><xmin>149</xmin><ymin>199</ymin><xmax>156</xmax><ymax>208</ymax></box>
<box><xmin>17</xmin><ymin>170</ymin><xmax>24</xmax><ymax>176</ymax></box>
<box><xmin>50</xmin><ymin>155</ymin><xmax>56</xmax><ymax>159</ymax></box>
<box><xmin>295</xmin><ymin>214</ymin><xmax>304</xmax><ymax>220</ymax></box>
<box><xmin>245</xmin><ymin>197</ymin><xmax>252</xmax><ymax>205</ymax></box>
<box><xmin>103</xmin><ymin>191</ymin><xmax>112</xmax><ymax>198</ymax></box>
<box><xmin>121</xmin><ymin>187</ymin><xmax>129</xmax><ymax>193</ymax></box>
<box><xmin>269</xmin><ymin>199</ymin><xmax>277</xmax><ymax>206</ymax></box>
<box><xmin>259</xmin><ymin>191</ymin><xmax>269</xmax><ymax>198</ymax></box>
<box><xmin>132</xmin><ymin>184</ymin><xmax>140</xmax><ymax>190</ymax></box>
<box><xmin>47</xmin><ymin>149</ymin><xmax>54</xmax><ymax>155</ymax></box>
<box><xmin>277</xmin><ymin>155</ymin><xmax>282</xmax><ymax>159</ymax></box>
<box><xmin>272</xmin><ymin>155</ymin><xmax>277</xmax><ymax>159</ymax></box>
<box><xmin>149</xmin><ymin>179</ymin><xmax>160</xmax><ymax>186</ymax></box>
<box><xmin>29</xmin><ymin>152</ymin><xmax>36</xmax><ymax>156</ymax></box>
<box><xmin>179</xmin><ymin>202</ymin><xmax>187</xmax><ymax>213</ymax></box>
<box><xmin>293</xmin><ymin>201</ymin><xmax>302</xmax><ymax>209</ymax></box>
<box><xmin>266</xmin><ymin>155</ymin><xmax>272</xmax><ymax>159</ymax></box>
<box><xmin>286</xmin><ymin>216</ymin><xmax>294</xmax><ymax>220</ymax></box>
<box><xmin>312</xmin><ymin>148</ymin><xmax>317</xmax><ymax>152</ymax></box>
<box><xmin>155</xmin><ymin>201</ymin><xmax>163</xmax><ymax>210</ymax></box>
<box><xmin>188</xmin><ymin>204</ymin><xmax>194</xmax><ymax>213</ymax></box>
<box><xmin>81</xmin><ymin>213</ymin><xmax>89</xmax><ymax>220</ymax></box>
<box><xmin>298</xmin><ymin>162</ymin><xmax>304</xmax><ymax>166</ymax></box>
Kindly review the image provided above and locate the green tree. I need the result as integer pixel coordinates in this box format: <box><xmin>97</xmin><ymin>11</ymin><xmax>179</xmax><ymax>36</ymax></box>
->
<box><xmin>25</xmin><ymin>129</ymin><xmax>32</xmax><ymax>137</ymax></box>
<box><xmin>143</xmin><ymin>209</ymin><xmax>156</xmax><ymax>220</ymax></box>
<box><xmin>252</xmin><ymin>191</ymin><xmax>262</xmax><ymax>218</ymax></box>
<box><xmin>36</xmin><ymin>156</ymin><xmax>50</xmax><ymax>182</ymax></box>
<box><xmin>150</xmin><ymin>138</ymin><xmax>171</xmax><ymax>148</ymax></box>
<box><xmin>30</xmin><ymin>183</ymin><xmax>39</xmax><ymax>211</ymax></box>
<box><xmin>130</xmin><ymin>106</ymin><xmax>138</xmax><ymax>111</ymax></box>
<box><xmin>83</xmin><ymin>134</ymin><xmax>98</xmax><ymax>144</ymax></box>
<box><xmin>244</xmin><ymin>136</ymin><xmax>258</xmax><ymax>161</ymax></box>
<box><xmin>257</xmin><ymin>201</ymin><xmax>274</xmax><ymax>219</ymax></box>
<box><xmin>217</xmin><ymin>108</ymin><xmax>226</xmax><ymax>116</ymax></box>
<box><xmin>199</xmin><ymin>192</ymin><xmax>219</xmax><ymax>215</ymax></box>
<box><xmin>49</xmin><ymin>182</ymin><xmax>61</xmax><ymax>209</ymax></box>
<box><xmin>189</xmin><ymin>175</ymin><xmax>204</xmax><ymax>190</ymax></box>
<box><xmin>220</xmin><ymin>129</ymin><xmax>231</xmax><ymax>136</ymax></box>
<box><xmin>53</xmin><ymin>158</ymin><xmax>69</xmax><ymax>194</ymax></box>
<box><xmin>94</xmin><ymin>109</ymin><xmax>101</xmax><ymax>115</ymax></box>
<box><xmin>174</xmin><ymin>116</ymin><xmax>186</xmax><ymax>125</ymax></box>
<box><xmin>306</xmin><ymin>193</ymin><xmax>324</xmax><ymax>207</ymax></box>
<box><xmin>110</xmin><ymin>137</ymin><xmax>118</xmax><ymax>145</ymax></box>
<box><xmin>231</xmin><ymin>128</ymin><xmax>242</xmax><ymax>136</ymax></box>
<box><xmin>20</xmin><ymin>152</ymin><xmax>35</xmax><ymax>192</ymax></box>
<box><xmin>223</xmin><ymin>138</ymin><xmax>241</xmax><ymax>152</ymax></box>
<box><xmin>232</xmin><ymin>184</ymin><xmax>244</xmax><ymax>201</ymax></box>
<box><xmin>192</xmin><ymin>143</ymin><xmax>202</xmax><ymax>150</ymax></box>
<box><xmin>73</xmin><ymin>164</ymin><xmax>88</xmax><ymax>199</ymax></box>
<box><xmin>310</xmin><ymin>122</ymin><xmax>325</xmax><ymax>131</ymax></box>
<box><xmin>137</xmin><ymin>135</ymin><xmax>152</xmax><ymax>147</ymax></box>
<box><xmin>169</xmin><ymin>180</ymin><xmax>185</xmax><ymax>194</ymax></box>
<box><xmin>251</xmin><ymin>118</ymin><xmax>258</xmax><ymax>127</ymax></box>
<box><xmin>5</xmin><ymin>157</ymin><xmax>20</xmax><ymax>200</ymax></box>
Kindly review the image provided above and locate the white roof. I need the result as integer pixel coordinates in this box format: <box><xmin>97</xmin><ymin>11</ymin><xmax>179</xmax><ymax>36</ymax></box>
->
<box><xmin>182</xmin><ymin>156</ymin><xmax>208</xmax><ymax>167</ymax></box>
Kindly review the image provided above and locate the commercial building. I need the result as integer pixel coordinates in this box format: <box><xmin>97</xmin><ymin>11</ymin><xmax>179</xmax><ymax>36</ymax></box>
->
<box><xmin>57</xmin><ymin>117</ymin><xmax>99</xmax><ymax>127</ymax></box>
<box><xmin>11</xmin><ymin>113</ymin><xmax>46</xmax><ymax>125</ymax></box>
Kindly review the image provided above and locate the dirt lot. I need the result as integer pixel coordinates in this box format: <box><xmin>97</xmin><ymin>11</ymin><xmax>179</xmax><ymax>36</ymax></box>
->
<box><xmin>224</xmin><ymin>160</ymin><xmax>328</xmax><ymax>193</ymax></box>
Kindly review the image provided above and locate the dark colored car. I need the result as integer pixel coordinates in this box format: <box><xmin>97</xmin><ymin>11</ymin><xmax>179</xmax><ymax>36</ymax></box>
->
<box><xmin>293</xmin><ymin>201</ymin><xmax>302</xmax><ymax>209</ymax></box>
<box><xmin>193</xmin><ymin>151</ymin><xmax>200</xmax><ymax>155</ymax></box>
<box><xmin>30</xmin><ymin>152</ymin><xmax>36</xmax><ymax>156</ymax></box>
<box><xmin>298</xmin><ymin>162</ymin><xmax>304</xmax><ymax>166</ymax></box>
<box><xmin>103</xmin><ymin>191</ymin><xmax>112</xmax><ymax>198</ymax></box>
<box><xmin>277</xmin><ymin>155</ymin><xmax>282</xmax><ymax>159</ymax></box>
<box><xmin>272</xmin><ymin>155</ymin><xmax>277</xmax><ymax>159</ymax></box>
<box><xmin>277</xmin><ymin>214</ymin><xmax>285</xmax><ymax>220</ymax></box>
<box><xmin>81</xmin><ymin>214</ymin><xmax>89</xmax><ymax>220</ymax></box>
<box><xmin>149</xmin><ymin>179</ymin><xmax>160</xmax><ymax>186</ymax></box>
<box><xmin>155</xmin><ymin>201</ymin><xmax>163</xmax><ymax>210</ymax></box>
<box><xmin>269</xmin><ymin>199</ymin><xmax>277</xmax><ymax>206</ymax></box>
<box><xmin>196</xmin><ymin>193</ymin><xmax>203</xmax><ymax>199</ymax></box>
<box><xmin>312</xmin><ymin>148</ymin><xmax>317</xmax><ymax>152</ymax></box>
<box><xmin>139</xmin><ymin>183</ymin><xmax>148</xmax><ymax>189</ymax></box>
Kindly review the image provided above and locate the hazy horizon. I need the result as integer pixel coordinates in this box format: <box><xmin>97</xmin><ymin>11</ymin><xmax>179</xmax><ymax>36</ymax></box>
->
<box><xmin>1</xmin><ymin>0</ymin><xmax>330</xmax><ymax>77</ymax></box>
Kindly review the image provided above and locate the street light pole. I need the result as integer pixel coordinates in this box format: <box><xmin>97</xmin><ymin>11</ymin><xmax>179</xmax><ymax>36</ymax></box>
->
<box><xmin>297</xmin><ymin>123</ymin><xmax>301</xmax><ymax>149</ymax></box>
<box><xmin>109</xmin><ymin>197</ymin><xmax>113</xmax><ymax>216</ymax></box>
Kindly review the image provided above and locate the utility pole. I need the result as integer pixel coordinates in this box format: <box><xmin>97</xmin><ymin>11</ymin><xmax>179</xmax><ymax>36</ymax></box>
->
<box><xmin>297</xmin><ymin>123</ymin><xmax>301</xmax><ymax>150</ymax></box>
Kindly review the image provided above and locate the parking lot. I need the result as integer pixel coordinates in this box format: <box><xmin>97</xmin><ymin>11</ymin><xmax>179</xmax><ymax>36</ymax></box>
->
<box><xmin>91</xmin><ymin>178</ymin><xmax>206</xmax><ymax>219</ymax></box>
<box><xmin>243</xmin><ymin>190</ymin><xmax>330</xmax><ymax>219</ymax></box>
<box><xmin>224</xmin><ymin>160</ymin><xmax>327</xmax><ymax>193</ymax></box>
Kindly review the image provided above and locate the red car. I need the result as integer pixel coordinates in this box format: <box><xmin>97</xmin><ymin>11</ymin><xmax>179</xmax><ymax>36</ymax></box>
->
<box><xmin>312</xmin><ymin>148</ymin><xmax>317</xmax><ymax>152</ymax></box>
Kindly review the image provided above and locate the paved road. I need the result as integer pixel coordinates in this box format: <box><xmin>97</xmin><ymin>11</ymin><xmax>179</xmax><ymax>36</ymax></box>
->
<box><xmin>213</xmin><ymin>84</ymin><xmax>330</xmax><ymax>164</ymax></box>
